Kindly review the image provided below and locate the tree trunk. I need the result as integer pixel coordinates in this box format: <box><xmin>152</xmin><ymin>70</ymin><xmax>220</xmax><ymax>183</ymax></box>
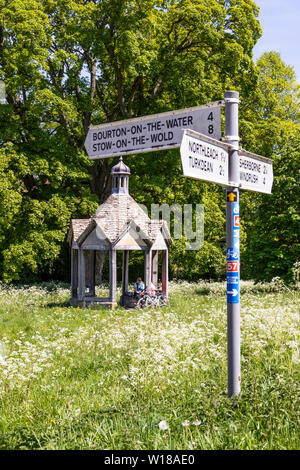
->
<box><xmin>89</xmin><ymin>159</ymin><xmax>112</xmax><ymax>204</ymax></box>
<box><xmin>95</xmin><ymin>251</ymin><xmax>108</xmax><ymax>285</ymax></box>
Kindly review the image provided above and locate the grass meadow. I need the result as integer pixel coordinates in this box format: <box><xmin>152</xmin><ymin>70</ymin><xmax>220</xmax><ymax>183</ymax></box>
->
<box><xmin>0</xmin><ymin>280</ymin><xmax>299</xmax><ymax>450</ymax></box>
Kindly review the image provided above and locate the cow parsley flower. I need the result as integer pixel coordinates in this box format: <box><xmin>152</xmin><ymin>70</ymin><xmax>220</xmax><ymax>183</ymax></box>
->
<box><xmin>182</xmin><ymin>420</ymin><xmax>190</xmax><ymax>427</ymax></box>
<box><xmin>159</xmin><ymin>420</ymin><xmax>169</xmax><ymax>431</ymax></box>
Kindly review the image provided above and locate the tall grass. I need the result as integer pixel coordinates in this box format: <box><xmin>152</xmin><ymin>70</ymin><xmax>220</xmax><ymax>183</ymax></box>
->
<box><xmin>0</xmin><ymin>280</ymin><xmax>299</xmax><ymax>450</ymax></box>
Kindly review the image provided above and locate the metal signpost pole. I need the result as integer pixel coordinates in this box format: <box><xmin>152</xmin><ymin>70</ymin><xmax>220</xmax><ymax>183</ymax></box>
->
<box><xmin>224</xmin><ymin>90</ymin><xmax>241</xmax><ymax>398</ymax></box>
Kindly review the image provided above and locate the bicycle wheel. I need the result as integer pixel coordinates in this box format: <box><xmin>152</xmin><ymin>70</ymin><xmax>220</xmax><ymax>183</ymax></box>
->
<box><xmin>159</xmin><ymin>295</ymin><xmax>169</xmax><ymax>307</ymax></box>
<box><xmin>136</xmin><ymin>296</ymin><xmax>145</xmax><ymax>309</ymax></box>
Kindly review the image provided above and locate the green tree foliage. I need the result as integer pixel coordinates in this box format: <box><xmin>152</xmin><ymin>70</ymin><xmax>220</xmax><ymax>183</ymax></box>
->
<box><xmin>240</xmin><ymin>52</ymin><xmax>300</xmax><ymax>282</ymax></box>
<box><xmin>0</xmin><ymin>0</ymin><xmax>262</xmax><ymax>282</ymax></box>
<box><xmin>1</xmin><ymin>2</ymin><xmax>298</xmax><ymax>285</ymax></box>
<box><xmin>243</xmin><ymin>135</ymin><xmax>300</xmax><ymax>283</ymax></box>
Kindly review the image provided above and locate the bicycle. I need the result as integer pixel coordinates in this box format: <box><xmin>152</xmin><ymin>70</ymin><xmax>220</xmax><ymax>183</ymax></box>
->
<box><xmin>136</xmin><ymin>289</ymin><xmax>169</xmax><ymax>309</ymax></box>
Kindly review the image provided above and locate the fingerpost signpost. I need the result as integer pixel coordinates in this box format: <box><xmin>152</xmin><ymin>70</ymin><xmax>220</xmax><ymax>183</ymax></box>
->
<box><xmin>84</xmin><ymin>91</ymin><xmax>273</xmax><ymax>398</ymax></box>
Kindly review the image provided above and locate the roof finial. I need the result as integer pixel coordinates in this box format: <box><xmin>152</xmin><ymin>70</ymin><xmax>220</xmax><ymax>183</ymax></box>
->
<box><xmin>111</xmin><ymin>155</ymin><xmax>130</xmax><ymax>195</ymax></box>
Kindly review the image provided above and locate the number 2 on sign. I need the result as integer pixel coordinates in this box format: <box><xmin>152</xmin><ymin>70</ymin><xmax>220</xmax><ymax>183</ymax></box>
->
<box><xmin>208</xmin><ymin>112</ymin><xmax>214</xmax><ymax>134</ymax></box>
<box><xmin>227</xmin><ymin>261</ymin><xmax>238</xmax><ymax>272</ymax></box>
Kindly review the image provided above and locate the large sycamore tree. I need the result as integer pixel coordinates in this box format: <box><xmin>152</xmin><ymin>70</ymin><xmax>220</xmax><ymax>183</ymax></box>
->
<box><xmin>3</xmin><ymin>0</ymin><xmax>290</xmax><ymax>283</ymax></box>
<box><xmin>240</xmin><ymin>52</ymin><xmax>300</xmax><ymax>282</ymax></box>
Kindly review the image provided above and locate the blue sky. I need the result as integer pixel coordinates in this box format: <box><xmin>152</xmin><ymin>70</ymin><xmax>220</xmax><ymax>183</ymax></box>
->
<box><xmin>253</xmin><ymin>0</ymin><xmax>300</xmax><ymax>80</ymax></box>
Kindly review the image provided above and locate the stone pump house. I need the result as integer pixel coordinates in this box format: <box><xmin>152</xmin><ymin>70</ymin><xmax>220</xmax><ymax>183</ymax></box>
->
<box><xmin>67</xmin><ymin>158</ymin><xmax>172</xmax><ymax>307</ymax></box>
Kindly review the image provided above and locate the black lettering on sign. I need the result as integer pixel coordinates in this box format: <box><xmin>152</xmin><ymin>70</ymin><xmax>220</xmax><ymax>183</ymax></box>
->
<box><xmin>240</xmin><ymin>171</ymin><xmax>258</xmax><ymax>183</ymax></box>
<box><xmin>147</xmin><ymin>121</ymin><xmax>162</xmax><ymax>131</ymax></box>
<box><xmin>189</xmin><ymin>156</ymin><xmax>213</xmax><ymax>173</ymax></box>
<box><xmin>165</xmin><ymin>116</ymin><xmax>190</xmax><ymax>128</ymax></box>
<box><xmin>131</xmin><ymin>124</ymin><xmax>143</xmax><ymax>134</ymax></box>
<box><xmin>93</xmin><ymin>141</ymin><xmax>113</xmax><ymax>152</ymax></box>
<box><xmin>132</xmin><ymin>135</ymin><xmax>146</xmax><ymax>145</ymax></box>
<box><xmin>151</xmin><ymin>131</ymin><xmax>173</xmax><ymax>143</ymax></box>
<box><xmin>93</xmin><ymin>128</ymin><xmax>126</xmax><ymax>140</ymax></box>
<box><xmin>207</xmin><ymin>112</ymin><xmax>214</xmax><ymax>134</ymax></box>
<box><xmin>116</xmin><ymin>139</ymin><xmax>127</xmax><ymax>148</ymax></box>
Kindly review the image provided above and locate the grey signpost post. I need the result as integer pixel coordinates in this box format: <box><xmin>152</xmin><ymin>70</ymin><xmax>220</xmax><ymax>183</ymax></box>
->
<box><xmin>224</xmin><ymin>91</ymin><xmax>241</xmax><ymax>398</ymax></box>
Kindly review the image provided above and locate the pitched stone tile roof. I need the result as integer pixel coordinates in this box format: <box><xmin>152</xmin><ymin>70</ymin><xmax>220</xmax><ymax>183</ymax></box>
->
<box><xmin>92</xmin><ymin>194</ymin><xmax>150</xmax><ymax>241</ymax></box>
<box><xmin>68</xmin><ymin>219</ymin><xmax>90</xmax><ymax>243</ymax></box>
<box><xmin>68</xmin><ymin>194</ymin><xmax>171</xmax><ymax>246</ymax></box>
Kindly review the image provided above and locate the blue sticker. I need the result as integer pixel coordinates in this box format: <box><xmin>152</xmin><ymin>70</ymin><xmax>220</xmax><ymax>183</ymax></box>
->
<box><xmin>227</xmin><ymin>284</ymin><xmax>239</xmax><ymax>303</ymax></box>
<box><xmin>233</xmin><ymin>238</ymin><xmax>240</xmax><ymax>252</ymax></box>
<box><xmin>227</xmin><ymin>248</ymin><xmax>239</xmax><ymax>260</ymax></box>
<box><xmin>228</xmin><ymin>201</ymin><xmax>240</xmax><ymax>304</ymax></box>
<box><xmin>232</xmin><ymin>202</ymin><xmax>239</xmax><ymax>215</ymax></box>
<box><xmin>227</xmin><ymin>272</ymin><xmax>239</xmax><ymax>284</ymax></box>
<box><xmin>232</xmin><ymin>202</ymin><xmax>240</xmax><ymax>235</ymax></box>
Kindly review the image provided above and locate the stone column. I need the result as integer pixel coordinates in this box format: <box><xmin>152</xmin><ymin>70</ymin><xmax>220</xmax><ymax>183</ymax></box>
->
<box><xmin>122</xmin><ymin>250</ymin><xmax>129</xmax><ymax>295</ymax></box>
<box><xmin>71</xmin><ymin>249</ymin><xmax>78</xmax><ymax>304</ymax></box>
<box><xmin>162</xmin><ymin>249</ymin><xmax>168</xmax><ymax>298</ymax></box>
<box><xmin>109</xmin><ymin>249</ymin><xmax>117</xmax><ymax>304</ymax></box>
<box><xmin>88</xmin><ymin>250</ymin><xmax>95</xmax><ymax>297</ymax></box>
<box><xmin>144</xmin><ymin>249</ymin><xmax>152</xmax><ymax>292</ymax></box>
<box><xmin>151</xmin><ymin>250</ymin><xmax>158</xmax><ymax>288</ymax></box>
<box><xmin>78</xmin><ymin>249</ymin><xmax>86</xmax><ymax>302</ymax></box>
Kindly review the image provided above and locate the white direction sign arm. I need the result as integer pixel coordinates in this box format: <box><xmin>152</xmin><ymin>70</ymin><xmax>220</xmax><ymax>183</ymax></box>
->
<box><xmin>180</xmin><ymin>129</ymin><xmax>230</xmax><ymax>187</ymax></box>
<box><xmin>238</xmin><ymin>148</ymin><xmax>273</xmax><ymax>194</ymax></box>
<box><xmin>85</xmin><ymin>101</ymin><xmax>223</xmax><ymax>159</ymax></box>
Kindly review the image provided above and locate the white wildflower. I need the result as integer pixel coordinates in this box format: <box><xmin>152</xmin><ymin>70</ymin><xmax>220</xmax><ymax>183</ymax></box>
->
<box><xmin>158</xmin><ymin>420</ymin><xmax>169</xmax><ymax>431</ymax></box>
<box><xmin>292</xmin><ymin>352</ymin><xmax>299</xmax><ymax>365</ymax></box>
<box><xmin>182</xmin><ymin>420</ymin><xmax>190</xmax><ymax>427</ymax></box>
<box><xmin>193</xmin><ymin>419</ymin><xmax>201</xmax><ymax>426</ymax></box>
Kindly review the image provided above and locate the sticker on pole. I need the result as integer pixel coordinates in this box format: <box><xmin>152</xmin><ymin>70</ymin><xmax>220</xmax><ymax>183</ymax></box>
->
<box><xmin>227</xmin><ymin>273</ymin><xmax>239</xmax><ymax>285</ymax></box>
<box><xmin>227</xmin><ymin>248</ymin><xmax>238</xmax><ymax>261</ymax></box>
<box><xmin>232</xmin><ymin>202</ymin><xmax>239</xmax><ymax>237</ymax></box>
<box><xmin>227</xmin><ymin>261</ymin><xmax>239</xmax><ymax>272</ymax></box>
<box><xmin>234</xmin><ymin>215</ymin><xmax>239</xmax><ymax>227</ymax></box>
<box><xmin>227</xmin><ymin>192</ymin><xmax>237</xmax><ymax>202</ymax></box>
<box><xmin>227</xmin><ymin>284</ymin><xmax>239</xmax><ymax>303</ymax></box>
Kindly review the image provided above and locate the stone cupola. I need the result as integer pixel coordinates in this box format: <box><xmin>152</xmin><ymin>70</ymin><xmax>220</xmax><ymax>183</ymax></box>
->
<box><xmin>111</xmin><ymin>156</ymin><xmax>130</xmax><ymax>195</ymax></box>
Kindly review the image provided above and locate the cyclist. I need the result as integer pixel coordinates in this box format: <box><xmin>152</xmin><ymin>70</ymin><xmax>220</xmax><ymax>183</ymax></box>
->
<box><xmin>134</xmin><ymin>277</ymin><xmax>144</xmax><ymax>299</ymax></box>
